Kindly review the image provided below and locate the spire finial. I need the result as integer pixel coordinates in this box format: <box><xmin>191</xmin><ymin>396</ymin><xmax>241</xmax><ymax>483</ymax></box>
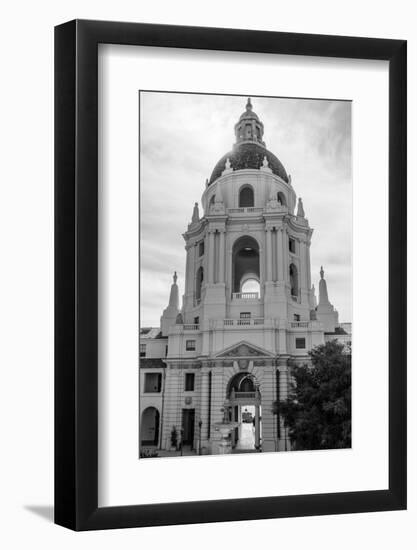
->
<box><xmin>320</xmin><ymin>266</ymin><xmax>324</xmax><ymax>279</ymax></box>
<box><xmin>173</xmin><ymin>271</ymin><xmax>177</xmax><ymax>284</ymax></box>
<box><xmin>192</xmin><ymin>202</ymin><xmax>199</xmax><ymax>223</ymax></box>
<box><xmin>246</xmin><ymin>97</ymin><xmax>252</xmax><ymax>111</ymax></box>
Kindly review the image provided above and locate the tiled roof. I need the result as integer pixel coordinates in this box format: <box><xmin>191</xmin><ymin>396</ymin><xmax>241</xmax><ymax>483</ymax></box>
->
<box><xmin>209</xmin><ymin>142</ymin><xmax>288</xmax><ymax>185</ymax></box>
<box><xmin>139</xmin><ymin>358</ymin><xmax>166</xmax><ymax>369</ymax></box>
<box><xmin>139</xmin><ymin>327</ymin><xmax>163</xmax><ymax>339</ymax></box>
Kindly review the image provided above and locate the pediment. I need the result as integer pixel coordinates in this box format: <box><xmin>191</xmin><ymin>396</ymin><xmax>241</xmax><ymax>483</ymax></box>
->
<box><xmin>216</xmin><ymin>341</ymin><xmax>273</xmax><ymax>358</ymax></box>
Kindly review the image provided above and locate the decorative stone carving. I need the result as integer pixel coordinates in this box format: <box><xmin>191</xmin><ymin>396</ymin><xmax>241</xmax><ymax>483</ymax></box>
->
<box><xmin>266</xmin><ymin>183</ymin><xmax>286</xmax><ymax>212</ymax></box>
<box><xmin>218</xmin><ymin>343</ymin><xmax>266</xmax><ymax>358</ymax></box>
<box><xmin>209</xmin><ymin>184</ymin><xmax>226</xmax><ymax>214</ymax></box>
<box><xmin>221</xmin><ymin>157</ymin><xmax>233</xmax><ymax>176</ymax></box>
<box><xmin>297</xmin><ymin>197</ymin><xmax>305</xmax><ymax>218</ymax></box>
<box><xmin>260</xmin><ymin>155</ymin><xmax>272</xmax><ymax>172</ymax></box>
<box><xmin>238</xmin><ymin>358</ymin><xmax>249</xmax><ymax>370</ymax></box>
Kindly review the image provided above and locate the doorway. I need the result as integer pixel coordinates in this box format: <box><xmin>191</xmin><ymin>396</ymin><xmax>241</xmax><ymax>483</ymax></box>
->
<box><xmin>182</xmin><ymin>409</ymin><xmax>195</xmax><ymax>448</ymax></box>
<box><xmin>234</xmin><ymin>405</ymin><xmax>262</xmax><ymax>451</ymax></box>
<box><xmin>140</xmin><ymin>407</ymin><xmax>160</xmax><ymax>446</ymax></box>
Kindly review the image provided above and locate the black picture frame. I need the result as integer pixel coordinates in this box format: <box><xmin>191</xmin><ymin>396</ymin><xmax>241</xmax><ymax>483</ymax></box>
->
<box><xmin>55</xmin><ymin>19</ymin><xmax>407</xmax><ymax>531</ymax></box>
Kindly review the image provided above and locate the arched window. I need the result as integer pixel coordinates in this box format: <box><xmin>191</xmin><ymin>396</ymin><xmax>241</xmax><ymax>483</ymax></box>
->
<box><xmin>232</xmin><ymin>236</ymin><xmax>260</xmax><ymax>294</ymax></box>
<box><xmin>227</xmin><ymin>372</ymin><xmax>257</xmax><ymax>397</ymax></box>
<box><xmin>209</xmin><ymin>194</ymin><xmax>215</xmax><ymax>207</ymax></box>
<box><xmin>277</xmin><ymin>192</ymin><xmax>287</xmax><ymax>206</ymax></box>
<box><xmin>289</xmin><ymin>263</ymin><xmax>298</xmax><ymax>297</ymax></box>
<box><xmin>195</xmin><ymin>266</ymin><xmax>204</xmax><ymax>302</ymax></box>
<box><xmin>239</xmin><ymin>186</ymin><xmax>254</xmax><ymax>207</ymax></box>
<box><xmin>241</xmin><ymin>278</ymin><xmax>260</xmax><ymax>295</ymax></box>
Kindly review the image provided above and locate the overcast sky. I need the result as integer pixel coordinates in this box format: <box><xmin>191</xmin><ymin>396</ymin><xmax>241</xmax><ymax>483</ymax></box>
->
<box><xmin>140</xmin><ymin>92</ymin><xmax>352</xmax><ymax>327</ymax></box>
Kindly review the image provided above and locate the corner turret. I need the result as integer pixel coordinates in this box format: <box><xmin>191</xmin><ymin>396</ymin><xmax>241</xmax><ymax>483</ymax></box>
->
<box><xmin>160</xmin><ymin>272</ymin><xmax>180</xmax><ymax>336</ymax></box>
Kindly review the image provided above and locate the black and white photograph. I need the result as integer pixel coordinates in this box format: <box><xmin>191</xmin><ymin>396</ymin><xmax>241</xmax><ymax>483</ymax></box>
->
<box><xmin>139</xmin><ymin>92</ymin><xmax>352</xmax><ymax>458</ymax></box>
<box><xmin>0</xmin><ymin>0</ymin><xmax>411</xmax><ymax>543</ymax></box>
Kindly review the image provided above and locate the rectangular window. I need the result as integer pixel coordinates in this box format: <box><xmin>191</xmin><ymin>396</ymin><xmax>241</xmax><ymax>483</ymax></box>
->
<box><xmin>194</xmin><ymin>316</ymin><xmax>199</xmax><ymax>325</ymax></box>
<box><xmin>240</xmin><ymin>312</ymin><xmax>251</xmax><ymax>319</ymax></box>
<box><xmin>294</xmin><ymin>314</ymin><xmax>300</xmax><ymax>321</ymax></box>
<box><xmin>185</xmin><ymin>373</ymin><xmax>195</xmax><ymax>391</ymax></box>
<box><xmin>295</xmin><ymin>337</ymin><xmax>306</xmax><ymax>349</ymax></box>
<box><xmin>199</xmin><ymin>241</ymin><xmax>205</xmax><ymax>256</ymax></box>
<box><xmin>186</xmin><ymin>339</ymin><xmax>196</xmax><ymax>351</ymax></box>
<box><xmin>144</xmin><ymin>373</ymin><xmax>162</xmax><ymax>393</ymax></box>
<box><xmin>289</xmin><ymin>238</ymin><xmax>296</xmax><ymax>254</ymax></box>
<box><xmin>139</xmin><ymin>343</ymin><xmax>146</xmax><ymax>357</ymax></box>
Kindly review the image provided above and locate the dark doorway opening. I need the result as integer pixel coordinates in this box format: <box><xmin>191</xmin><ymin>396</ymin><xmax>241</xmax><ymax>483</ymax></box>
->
<box><xmin>182</xmin><ymin>409</ymin><xmax>195</xmax><ymax>448</ymax></box>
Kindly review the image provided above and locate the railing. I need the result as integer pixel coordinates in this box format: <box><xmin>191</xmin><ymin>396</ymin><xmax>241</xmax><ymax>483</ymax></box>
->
<box><xmin>223</xmin><ymin>318</ymin><xmax>264</xmax><ymax>327</ymax></box>
<box><xmin>290</xmin><ymin>321</ymin><xmax>310</xmax><ymax>328</ymax></box>
<box><xmin>232</xmin><ymin>292</ymin><xmax>259</xmax><ymax>300</ymax></box>
<box><xmin>182</xmin><ymin>324</ymin><xmax>200</xmax><ymax>331</ymax></box>
<box><xmin>228</xmin><ymin>207</ymin><xmax>263</xmax><ymax>214</ymax></box>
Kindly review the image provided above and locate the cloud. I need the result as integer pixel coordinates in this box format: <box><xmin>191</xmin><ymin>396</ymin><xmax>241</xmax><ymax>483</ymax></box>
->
<box><xmin>140</xmin><ymin>92</ymin><xmax>352</xmax><ymax>326</ymax></box>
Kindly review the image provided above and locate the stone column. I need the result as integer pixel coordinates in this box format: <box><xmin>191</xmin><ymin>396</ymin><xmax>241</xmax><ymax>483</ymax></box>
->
<box><xmin>161</xmin><ymin>367</ymin><xmax>181</xmax><ymax>450</ymax></box>
<box><xmin>218</xmin><ymin>229</ymin><xmax>225</xmax><ymax>283</ymax></box>
<box><xmin>227</xmin><ymin>245</ymin><xmax>233</xmax><ymax>296</ymax></box>
<box><xmin>254</xmin><ymin>404</ymin><xmax>261</xmax><ymax>450</ymax></box>
<box><xmin>265</xmin><ymin>228</ymin><xmax>272</xmax><ymax>282</ymax></box>
<box><xmin>185</xmin><ymin>242</ymin><xmax>196</xmax><ymax>309</ymax></box>
<box><xmin>299</xmin><ymin>239</ymin><xmax>308</xmax><ymax>289</ymax></box>
<box><xmin>207</xmin><ymin>230</ymin><xmax>215</xmax><ymax>283</ymax></box>
<box><xmin>210</xmin><ymin>365</ymin><xmax>226</xmax><ymax>453</ymax></box>
<box><xmin>278</xmin><ymin>228</ymin><xmax>284</xmax><ymax>281</ymax></box>
<box><xmin>283</xmin><ymin>229</ymin><xmax>288</xmax><ymax>282</ymax></box>
<box><xmin>259</xmin><ymin>366</ymin><xmax>276</xmax><ymax>452</ymax></box>
<box><xmin>306</xmin><ymin>240</ymin><xmax>312</xmax><ymax>290</ymax></box>
<box><xmin>199</xmin><ymin>368</ymin><xmax>210</xmax><ymax>448</ymax></box>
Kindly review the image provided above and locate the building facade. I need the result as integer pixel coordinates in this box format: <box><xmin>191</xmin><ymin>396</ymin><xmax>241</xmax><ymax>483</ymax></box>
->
<box><xmin>140</xmin><ymin>99</ymin><xmax>347</xmax><ymax>455</ymax></box>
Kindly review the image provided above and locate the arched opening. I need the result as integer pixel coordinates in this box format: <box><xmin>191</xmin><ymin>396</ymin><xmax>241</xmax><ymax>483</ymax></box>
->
<box><xmin>209</xmin><ymin>194</ymin><xmax>215</xmax><ymax>207</ymax></box>
<box><xmin>241</xmin><ymin>278</ymin><xmax>260</xmax><ymax>295</ymax></box>
<box><xmin>140</xmin><ymin>407</ymin><xmax>160</xmax><ymax>446</ymax></box>
<box><xmin>239</xmin><ymin>185</ymin><xmax>254</xmax><ymax>207</ymax></box>
<box><xmin>289</xmin><ymin>263</ymin><xmax>299</xmax><ymax>297</ymax></box>
<box><xmin>195</xmin><ymin>266</ymin><xmax>204</xmax><ymax>302</ymax></box>
<box><xmin>227</xmin><ymin>372</ymin><xmax>261</xmax><ymax>452</ymax></box>
<box><xmin>232</xmin><ymin>236</ymin><xmax>260</xmax><ymax>294</ymax></box>
<box><xmin>227</xmin><ymin>372</ymin><xmax>257</xmax><ymax>396</ymax></box>
<box><xmin>277</xmin><ymin>191</ymin><xmax>287</xmax><ymax>206</ymax></box>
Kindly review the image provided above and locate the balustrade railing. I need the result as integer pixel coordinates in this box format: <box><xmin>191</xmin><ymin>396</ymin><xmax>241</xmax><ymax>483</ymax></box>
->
<box><xmin>290</xmin><ymin>321</ymin><xmax>310</xmax><ymax>328</ymax></box>
<box><xmin>223</xmin><ymin>318</ymin><xmax>264</xmax><ymax>327</ymax></box>
<box><xmin>228</xmin><ymin>207</ymin><xmax>263</xmax><ymax>214</ymax></box>
<box><xmin>182</xmin><ymin>324</ymin><xmax>200</xmax><ymax>330</ymax></box>
<box><xmin>232</xmin><ymin>292</ymin><xmax>259</xmax><ymax>300</ymax></box>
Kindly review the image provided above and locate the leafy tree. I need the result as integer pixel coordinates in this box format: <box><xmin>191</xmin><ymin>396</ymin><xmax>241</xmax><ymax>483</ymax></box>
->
<box><xmin>278</xmin><ymin>340</ymin><xmax>351</xmax><ymax>450</ymax></box>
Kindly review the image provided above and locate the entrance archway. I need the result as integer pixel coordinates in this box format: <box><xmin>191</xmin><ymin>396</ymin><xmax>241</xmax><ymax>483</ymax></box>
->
<box><xmin>227</xmin><ymin>372</ymin><xmax>262</xmax><ymax>451</ymax></box>
<box><xmin>140</xmin><ymin>407</ymin><xmax>160</xmax><ymax>446</ymax></box>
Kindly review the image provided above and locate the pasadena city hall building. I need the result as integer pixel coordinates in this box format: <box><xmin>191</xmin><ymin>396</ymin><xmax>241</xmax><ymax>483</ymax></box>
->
<box><xmin>140</xmin><ymin>99</ymin><xmax>351</xmax><ymax>455</ymax></box>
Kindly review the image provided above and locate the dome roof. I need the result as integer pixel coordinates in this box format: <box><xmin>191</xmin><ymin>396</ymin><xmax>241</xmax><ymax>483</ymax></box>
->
<box><xmin>208</xmin><ymin>142</ymin><xmax>289</xmax><ymax>185</ymax></box>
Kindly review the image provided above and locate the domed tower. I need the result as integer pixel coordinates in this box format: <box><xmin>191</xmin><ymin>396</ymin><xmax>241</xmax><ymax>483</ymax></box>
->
<box><xmin>161</xmin><ymin>99</ymin><xmax>329</xmax><ymax>454</ymax></box>
<box><xmin>181</xmin><ymin>98</ymin><xmax>317</xmax><ymax>330</ymax></box>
